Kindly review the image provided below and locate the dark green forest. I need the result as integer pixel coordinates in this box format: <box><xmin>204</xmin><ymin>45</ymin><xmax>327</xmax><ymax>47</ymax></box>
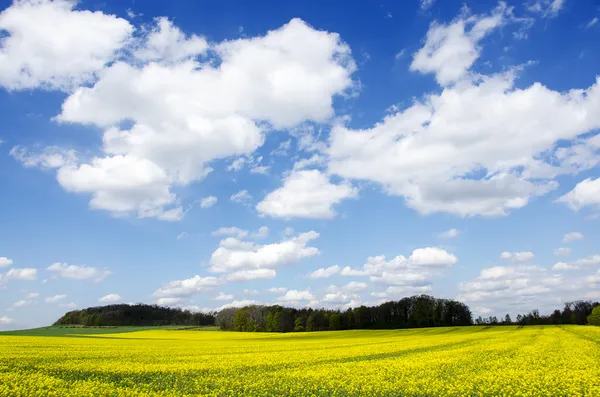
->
<box><xmin>53</xmin><ymin>304</ymin><xmax>216</xmax><ymax>326</ymax></box>
<box><xmin>217</xmin><ymin>295</ymin><xmax>473</xmax><ymax>332</ymax></box>
<box><xmin>53</xmin><ymin>296</ymin><xmax>600</xmax><ymax>331</ymax></box>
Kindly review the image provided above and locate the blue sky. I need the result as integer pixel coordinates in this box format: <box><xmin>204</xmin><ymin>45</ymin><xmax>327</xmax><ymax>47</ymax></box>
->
<box><xmin>1</xmin><ymin>0</ymin><xmax>600</xmax><ymax>329</ymax></box>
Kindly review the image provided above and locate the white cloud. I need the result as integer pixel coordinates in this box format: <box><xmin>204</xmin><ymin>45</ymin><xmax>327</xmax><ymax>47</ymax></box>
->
<box><xmin>500</xmin><ymin>251</ymin><xmax>535</xmax><ymax>263</ymax></box>
<box><xmin>133</xmin><ymin>17</ymin><xmax>208</xmax><ymax>64</ymax></box>
<box><xmin>456</xmin><ymin>263</ymin><xmax>591</xmax><ymax>314</ymax></box>
<box><xmin>0</xmin><ymin>316</ymin><xmax>13</xmax><ymax>325</ymax></box>
<box><xmin>155</xmin><ymin>297</ymin><xmax>182</xmax><ymax>306</ymax></box>
<box><xmin>34</xmin><ymin>17</ymin><xmax>355</xmax><ymax>220</ymax></box>
<box><xmin>328</xmin><ymin>281</ymin><xmax>368</xmax><ymax>293</ymax></box>
<box><xmin>251</xmin><ymin>226</ymin><xmax>269</xmax><ymax>239</ymax></box>
<box><xmin>0</xmin><ymin>0</ymin><xmax>133</xmax><ymax>90</ymax></box>
<box><xmin>552</xmin><ymin>262</ymin><xmax>578</xmax><ymax>271</ymax></box>
<box><xmin>554</xmin><ymin>247</ymin><xmax>571</xmax><ymax>257</ymax></box>
<box><xmin>176</xmin><ymin>232</ymin><xmax>188</xmax><ymax>240</ymax></box>
<box><xmin>6</xmin><ymin>268</ymin><xmax>37</xmax><ymax>280</ymax></box>
<box><xmin>327</xmin><ymin>3</ymin><xmax>600</xmax><ymax>219</ymax></box>
<box><xmin>308</xmin><ymin>265</ymin><xmax>341</xmax><ymax>279</ymax></box>
<box><xmin>13</xmin><ymin>299</ymin><xmax>33</xmax><ymax>307</ymax></box>
<box><xmin>0</xmin><ymin>257</ymin><xmax>13</xmax><ymax>268</ymax></box>
<box><xmin>385</xmin><ymin>285</ymin><xmax>433</xmax><ymax>297</ymax></box>
<box><xmin>410</xmin><ymin>3</ymin><xmax>509</xmax><ymax>86</ymax></box>
<box><xmin>243</xmin><ymin>289</ymin><xmax>260</xmax><ymax>296</ymax></box>
<box><xmin>230</xmin><ymin>190</ymin><xmax>252</xmax><ymax>204</ymax></box>
<box><xmin>266</xmin><ymin>287</ymin><xmax>287</xmax><ymax>293</ymax></box>
<box><xmin>552</xmin><ymin>255</ymin><xmax>600</xmax><ymax>271</ymax></box>
<box><xmin>257</xmin><ymin>169</ymin><xmax>357</xmax><ymax>219</ymax></box>
<box><xmin>56</xmin><ymin>155</ymin><xmax>182</xmax><ymax>221</ymax></box>
<box><xmin>214</xmin><ymin>292</ymin><xmax>234</xmax><ymax>301</ymax></box>
<box><xmin>563</xmin><ymin>232</ymin><xmax>584</xmax><ymax>243</ymax></box>
<box><xmin>586</xmin><ymin>17</ymin><xmax>598</xmax><ymax>29</ymax></box>
<box><xmin>420</xmin><ymin>0</ymin><xmax>435</xmax><ymax>10</ymax></box>
<box><xmin>341</xmin><ymin>247</ymin><xmax>456</xmax><ymax>288</ymax></box>
<box><xmin>45</xmin><ymin>294</ymin><xmax>67</xmax><ymax>303</ymax></box>
<box><xmin>46</xmin><ymin>263</ymin><xmax>111</xmax><ymax>282</ymax></box>
<box><xmin>557</xmin><ymin>178</ymin><xmax>600</xmax><ymax>211</ymax></box>
<box><xmin>227</xmin><ymin>158</ymin><xmax>246</xmax><ymax>172</ymax></box>
<box><xmin>25</xmin><ymin>292</ymin><xmax>39</xmax><ymax>299</ymax></box>
<box><xmin>200</xmin><ymin>196</ymin><xmax>218</xmax><ymax>208</ymax></box>
<box><xmin>322</xmin><ymin>292</ymin><xmax>360</xmax><ymax>306</ymax></box>
<box><xmin>328</xmin><ymin>71</ymin><xmax>600</xmax><ymax>217</ymax></box>
<box><xmin>218</xmin><ymin>299</ymin><xmax>256</xmax><ymax>310</ymax></box>
<box><xmin>60</xmin><ymin>302</ymin><xmax>77</xmax><ymax>309</ymax></box>
<box><xmin>10</xmin><ymin>146</ymin><xmax>76</xmax><ymax>169</ymax></box>
<box><xmin>153</xmin><ymin>275</ymin><xmax>220</xmax><ymax>298</ymax></box>
<box><xmin>210</xmin><ymin>231</ymin><xmax>320</xmax><ymax>274</ymax></box>
<box><xmin>438</xmin><ymin>228</ymin><xmax>461</xmax><ymax>239</ymax></box>
<box><xmin>212</xmin><ymin>227</ymin><xmax>249</xmax><ymax>239</ymax></box>
<box><xmin>223</xmin><ymin>269</ymin><xmax>276</xmax><ymax>281</ymax></box>
<box><xmin>276</xmin><ymin>289</ymin><xmax>315</xmax><ymax>302</ymax></box>
<box><xmin>250</xmin><ymin>165</ymin><xmax>270</xmax><ymax>175</ymax></box>
<box><xmin>526</xmin><ymin>0</ymin><xmax>565</xmax><ymax>18</ymax></box>
<box><xmin>98</xmin><ymin>293</ymin><xmax>122</xmax><ymax>303</ymax></box>
<box><xmin>271</xmin><ymin>140</ymin><xmax>292</xmax><ymax>156</ymax></box>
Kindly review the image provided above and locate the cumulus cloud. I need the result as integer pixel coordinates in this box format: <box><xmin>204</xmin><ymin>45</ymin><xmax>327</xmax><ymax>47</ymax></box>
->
<box><xmin>25</xmin><ymin>292</ymin><xmax>39</xmax><ymax>299</ymax></box>
<box><xmin>554</xmin><ymin>247</ymin><xmax>571</xmax><ymax>257</ymax></box>
<box><xmin>276</xmin><ymin>289</ymin><xmax>315</xmax><ymax>302</ymax></box>
<box><xmin>98</xmin><ymin>293</ymin><xmax>122</xmax><ymax>303</ymax></box>
<box><xmin>257</xmin><ymin>169</ymin><xmax>357</xmax><ymax>219</ymax></box>
<box><xmin>209</xmin><ymin>231</ymin><xmax>320</xmax><ymax>274</ymax></box>
<box><xmin>22</xmin><ymin>16</ymin><xmax>354</xmax><ymax>221</ymax></box>
<box><xmin>46</xmin><ymin>263</ymin><xmax>111</xmax><ymax>282</ymax></box>
<box><xmin>500</xmin><ymin>251</ymin><xmax>535</xmax><ymax>263</ymax></box>
<box><xmin>410</xmin><ymin>3</ymin><xmax>510</xmax><ymax>86</ymax></box>
<box><xmin>266</xmin><ymin>287</ymin><xmax>288</xmax><ymax>294</ymax></box>
<box><xmin>60</xmin><ymin>302</ymin><xmax>77</xmax><ymax>309</ymax></box>
<box><xmin>327</xmin><ymin>3</ymin><xmax>600</xmax><ymax>218</ymax></box>
<box><xmin>230</xmin><ymin>190</ymin><xmax>252</xmax><ymax>204</ymax></box>
<box><xmin>420</xmin><ymin>0</ymin><xmax>435</xmax><ymax>10</ymax></box>
<box><xmin>0</xmin><ymin>257</ymin><xmax>13</xmax><ymax>268</ymax></box>
<box><xmin>341</xmin><ymin>247</ymin><xmax>457</xmax><ymax>287</ymax></box>
<box><xmin>457</xmin><ymin>263</ymin><xmax>590</xmax><ymax>314</ymax></box>
<box><xmin>155</xmin><ymin>297</ymin><xmax>182</xmax><ymax>306</ymax></box>
<box><xmin>552</xmin><ymin>255</ymin><xmax>600</xmax><ymax>271</ymax></box>
<box><xmin>212</xmin><ymin>227</ymin><xmax>249</xmax><ymax>239</ymax></box>
<box><xmin>0</xmin><ymin>316</ymin><xmax>14</xmax><ymax>325</ymax></box>
<box><xmin>13</xmin><ymin>299</ymin><xmax>34</xmax><ymax>307</ymax></box>
<box><xmin>563</xmin><ymin>232</ymin><xmax>583</xmax><ymax>243</ymax></box>
<box><xmin>308</xmin><ymin>265</ymin><xmax>341</xmax><ymax>279</ymax></box>
<box><xmin>10</xmin><ymin>146</ymin><xmax>76</xmax><ymax>169</ymax></box>
<box><xmin>0</xmin><ymin>0</ymin><xmax>133</xmax><ymax>90</ymax></box>
<box><xmin>557</xmin><ymin>178</ymin><xmax>600</xmax><ymax>211</ymax></box>
<box><xmin>223</xmin><ymin>269</ymin><xmax>276</xmax><ymax>281</ymax></box>
<box><xmin>218</xmin><ymin>300</ymin><xmax>257</xmax><ymax>310</ymax></box>
<box><xmin>438</xmin><ymin>228</ymin><xmax>461</xmax><ymax>239</ymax></box>
<box><xmin>6</xmin><ymin>268</ymin><xmax>37</xmax><ymax>280</ymax></box>
<box><xmin>133</xmin><ymin>17</ymin><xmax>208</xmax><ymax>64</ymax></box>
<box><xmin>45</xmin><ymin>294</ymin><xmax>67</xmax><ymax>303</ymax></box>
<box><xmin>153</xmin><ymin>275</ymin><xmax>220</xmax><ymax>298</ymax></box>
<box><xmin>200</xmin><ymin>196</ymin><xmax>218</xmax><ymax>208</ymax></box>
<box><xmin>214</xmin><ymin>292</ymin><xmax>234</xmax><ymax>301</ymax></box>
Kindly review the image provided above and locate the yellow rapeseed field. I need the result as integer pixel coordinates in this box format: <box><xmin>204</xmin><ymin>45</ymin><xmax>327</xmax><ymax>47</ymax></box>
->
<box><xmin>1</xmin><ymin>325</ymin><xmax>599</xmax><ymax>396</ymax></box>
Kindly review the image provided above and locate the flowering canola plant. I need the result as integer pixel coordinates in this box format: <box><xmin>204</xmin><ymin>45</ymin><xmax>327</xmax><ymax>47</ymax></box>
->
<box><xmin>1</xmin><ymin>325</ymin><xmax>599</xmax><ymax>396</ymax></box>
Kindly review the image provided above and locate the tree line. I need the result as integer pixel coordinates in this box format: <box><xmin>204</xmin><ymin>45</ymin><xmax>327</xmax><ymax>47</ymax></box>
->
<box><xmin>216</xmin><ymin>295</ymin><xmax>473</xmax><ymax>332</ymax></box>
<box><xmin>53</xmin><ymin>304</ymin><xmax>216</xmax><ymax>327</ymax></box>
<box><xmin>52</xmin><ymin>298</ymin><xmax>600</xmax><ymax>331</ymax></box>
<box><xmin>473</xmin><ymin>300</ymin><xmax>600</xmax><ymax>326</ymax></box>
